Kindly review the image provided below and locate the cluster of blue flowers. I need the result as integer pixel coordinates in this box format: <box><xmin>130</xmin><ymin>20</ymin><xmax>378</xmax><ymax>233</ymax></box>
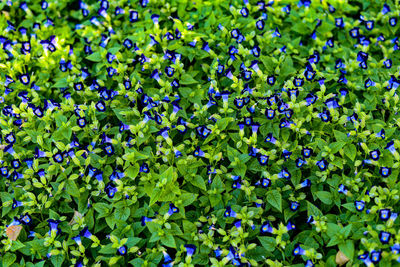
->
<box><xmin>0</xmin><ymin>0</ymin><xmax>399</xmax><ymax>266</ymax></box>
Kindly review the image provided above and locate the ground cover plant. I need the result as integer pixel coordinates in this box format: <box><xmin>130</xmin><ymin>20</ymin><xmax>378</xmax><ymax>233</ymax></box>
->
<box><xmin>0</xmin><ymin>0</ymin><xmax>400</xmax><ymax>266</ymax></box>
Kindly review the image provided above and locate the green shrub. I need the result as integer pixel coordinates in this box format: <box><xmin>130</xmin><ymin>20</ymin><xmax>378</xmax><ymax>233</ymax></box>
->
<box><xmin>0</xmin><ymin>0</ymin><xmax>399</xmax><ymax>266</ymax></box>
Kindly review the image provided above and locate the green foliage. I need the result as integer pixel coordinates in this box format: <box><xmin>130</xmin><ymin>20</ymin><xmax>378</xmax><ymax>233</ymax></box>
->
<box><xmin>0</xmin><ymin>0</ymin><xmax>399</xmax><ymax>266</ymax></box>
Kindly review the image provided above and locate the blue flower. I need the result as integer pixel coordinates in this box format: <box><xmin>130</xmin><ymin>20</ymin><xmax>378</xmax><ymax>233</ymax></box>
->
<box><xmin>53</xmin><ymin>152</ymin><xmax>63</xmax><ymax>163</ymax></box>
<box><xmin>379</xmin><ymin>231</ymin><xmax>391</xmax><ymax>244</ymax></box>
<box><xmin>47</xmin><ymin>219</ymin><xmax>61</xmax><ymax>235</ymax></box>
<box><xmin>105</xmin><ymin>182</ymin><xmax>117</xmax><ymax>198</ymax></box>
<box><xmin>267</xmin><ymin>75</ymin><xmax>276</xmax><ymax>85</ymax></box>
<box><xmin>365</xmin><ymin>20</ymin><xmax>374</xmax><ymax>30</ymax></box>
<box><xmin>376</xmin><ymin>129</ymin><xmax>385</xmax><ymax>139</ymax></box>
<box><xmin>214</xmin><ymin>247</ymin><xmax>223</xmax><ymax>258</ymax></box>
<box><xmin>391</xmin><ymin>244</ymin><xmax>400</xmax><ymax>254</ymax></box>
<box><xmin>355</xmin><ymin>201</ymin><xmax>365</xmax><ymax>211</ymax></box>
<box><xmin>305</xmin><ymin>93</ymin><xmax>317</xmax><ymax>106</ymax></box>
<box><xmin>251</xmin><ymin>45</ymin><xmax>260</xmax><ymax>57</ymax></box>
<box><xmin>286</xmin><ymin>221</ymin><xmax>296</xmax><ymax>231</ymax></box>
<box><xmin>319</xmin><ymin>110</ymin><xmax>331</xmax><ymax>122</ymax></box>
<box><xmin>256</xmin><ymin>20</ymin><xmax>265</xmax><ymax>30</ymax></box>
<box><xmin>293</xmin><ymin>77</ymin><xmax>304</xmax><ymax>87</ymax></box>
<box><xmin>240</xmin><ymin>7</ymin><xmax>249</xmax><ymax>17</ymax></box>
<box><xmin>141</xmin><ymin>216</ymin><xmax>153</xmax><ymax>226</ymax></box>
<box><xmin>335</xmin><ymin>17</ymin><xmax>344</xmax><ymax>28</ymax></box>
<box><xmin>365</xmin><ymin>78</ymin><xmax>375</xmax><ymax>88</ymax></box>
<box><xmin>385</xmin><ymin>140</ymin><xmax>396</xmax><ymax>155</ymax></box>
<box><xmin>307</xmin><ymin>216</ymin><xmax>316</xmax><ymax>225</ymax></box>
<box><xmin>293</xmin><ymin>244</ymin><xmax>306</xmax><ymax>256</ymax></box>
<box><xmin>80</xmin><ymin>226</ymin><xmax>92</xmax><ymax>239</ymax></box>
<box><xmin>379</xmin><ymin>167</ymin><xmax>391</xmax><ymax>178</ymax></box>
<box><xmin>5</xmin><ymin>132</ymin><xmax>15</xmax><ymax>144</ymax></box>
<box><xmin>305</xmin><ymin>69</ymin><xmax>316</xmax><ymax>81</ymax></box>
<box><xmin>167</xmin><ymin>203</ymin><xmax>179</xmax><ymax>216</ymax></box>
<box><xmin>383</xmin><ymin>59</ymin><xmax>392</xmax><ymax>69</ymax></box>
<box><xmin>260</xmin><ymin>221</ymin><xmax>273</xmax><ymax>234</ymax></box>
<box><xmin>35</xmin><ymin>147</ymin><xmax>46</xmax><ymax>158</ymax></box>
<box><xmin>390</xmin><ymin>17</ymin><xmax>397</xmax><ymax>27</ymax></box>
<box><xmin>103</xmin><ymin>144</ymin><xmax>114</xmax><ymax>156</ymax></box>
<box><xmin>72</xmin><ymin>235</ymin><xmax>82</xmax><ymax>246</ymax></box>
<box><xmin>305</xmin><ymin>260</ymin><xmax>314</xmax><ymax>267</ymax></box>
<box><xmin>282</xmin><ymin>4</ymin><xmax>291</xmax><ymax>14</ymax></box>
<box><xmin>77</xmin><ymin>117</ymin><xmax>87</xmax><ymax>128</ymax></box>
<box><xmin>382</xmin><ymin>3</ymin><xmax>391</xmax><ymax>14</ymax></box>
<box><xmin>117</xmin><ymin>245</ymin><xmax>127</xmax><ymax>256</ymax></box>
<box><xmin>278</xmin><ymin>168</ymin><xmax>291</xmax><ymax>179</ymax></box>
<box><xmin>300</xmin><ymin>179</ymin><xmax>311</xmax><ymax>188</ymax></box>
<box><xmin>93</xmin><ymin>171</ymin><xmax>104</xmax><ymax>183</ymax></box>
<box><xmin>260</xmin><ymin>178</ymin><xmax>271</xmax><ymax>188</ymax></box>
<box><xmin>282</xmin><ymin>150</ymin><xmax>292</xmax><ymax>160</ymax></box>
<box><xmin>325</xmin><ymin>98</ymin><xmax>340</xmax><ymax>109</ymax></box>
<box><xmin>316</xmin><ymin>159</ymin><xmax>328</xmax><ymax>171</ymax></box>
<box><xmin>302</xmin><ymin>147</ymin><xmax>313</xmax><ymax>158</ymax></box>
<box><xmin>10</xmin><ymin>159</ymin><xmax>20</xmax><ymax>169</ymax></box>
<box><xmin>24</xmin><ymin>158</ymin><xmax>33</xmax><ymax>169</ymax></box>
<box><xmin>370</xmin><ymin>250</ymin><xmax>381</xmax><ymax>263</ymax></box>
<box><xmin>123</xmin><ymin>38</ymin><xmax>133</xmax><ymax>49</ymax></box>
<box><xmin>265</xmin><ymin>108</ymin><xmax>276</xmax><ymax>120</ymax></box>
<box><xmin>196</xmin><ymin>126</ymin><xmax>212</xmax><ymax>139</ymax></box>
<box><xmin>12</xmin><ymin>198</ymin><xmax>23</xmax><ymax>209</ymax></box>
<box><xmin>338</xmin><ymin>184</ymin><xmax>348</xmax><ymax>195</ymax></box>
<box><xmin>272</xmin><ymin>27</ymin><xmax>281</xmax><ymax>38</ymax></box>
<box><xmin>224</xmin><ymin>206</ymin><xmax>237</xmax><ymax>218</ymax></box>
<box><xmin>379</xmin><ymin>209</ymin><xmax>391</xmax><ymax>221</ymax></box>
<box><xmin>325</xmin><ymin>38</ymin><xmax>334</xmax><ymax>48</ymax></box>
<box><xmin>296</xmin><ymin>158</ymin><xmax>307</xmax><ymax>168</ymax></box>
<box><xmin>184</xmin><ymin>244</ymin><xmax>196</xmax><ymax>257</ymax></box>
<box><xmin>257</xmin><ymin>154</ymin><xmax>269</xmax><ymax>166</ymax></box>
<box><xmin>290</xmin><ymin>201</ymin><xmax>300</xmax><ymax>211</ymax></box>
<box><xmin>139</xmin><ymin>163</ymin><xmax>150</xmax><ymax>173</ymax></box>
<box><xmin>339</xmin><ymin>88</ymin><xmax>348</xmax><ymax>97</ymax></box>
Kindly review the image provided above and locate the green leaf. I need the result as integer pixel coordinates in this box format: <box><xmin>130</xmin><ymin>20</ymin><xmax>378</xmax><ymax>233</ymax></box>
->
<box><xmin>266</xmin><ymin>190</ymin><xmax>282</xmax><ymax>212</ymax></box>
<box><xmin>93</xmin><ymin>203</ymin><xmax>110</xmax><ymax>216</ymax></box>
<box><xmin>61</xmin><ymin>127</ymin><xmax>72</xmax><ymax>140</ymax></box>
<box><xmin>126</xmin><ymin>164</ymin><xmax>140</xmax><ymax>179</ymax></box>
<box><xmin>307</xmin><ymin>201</ymin><xmax>323</xmax><ymax>217</ymax></box>
<box><xmin>260</xmin><ymin>56</ymin><xmax>274</xmax><ymax>73</ymax></box>
<box><xmin>327</xmin><ymin>223</ymin><xmax>341</xmax><ymax>238</ymax></box>
<box><xmin>86</xmin><ymin>52</ymin><xmax>102</xmax><ymax>62</ymax></box>
<box><xmin>50</xmin><ymin>254</ymin><xmax>64</xmax><ymax>267</ymax></box>
<box><xmin>339</xmin><ymin>240</ymin><xmax>354</xmax><ymax>260</ymax></box>
<box><xmin>10</xmin><ymin>240</ymin><xmax>25</xmax><ymax>251</ymax></box>
<box><xmin>53</xmin><ymin>78</ymin><xmax>68</xmax><ymax>88</ymax></box>
<box><xmin>160</xmin><ymin>235</ymin><xmax>176</xmax><ymax>248</ymax></box>
<box><xmin>115</xmin><ymin>207</ymin><xmax>130</xmax><ymax>221</ymax></box>
<box><xmin>180</xmin><ymin>74</ymin><xmax>198</xmax><ymax>85</ymax></box>
<box><xmin>54</xmin><ymin>114</ymin><xmax>67</xmax><ymax>127</ymax></box>
<box><xmin>180</xmin><ymin>192</ymin><xmax>198</xmax><ymax>206</ymax></box>
<box><xmin>216</xmin><ymin>117</ymin><xmax>233</xmax><ymax>131</ymax></box>
<box><xmin>258</xmin><ymin>236</ymin><xmax>276</xmax><ymax>252</ymax></box>
<box><xmin>315</xmin><ymin>191</ymin><xmax>332</xmax><ymax>205</ymax></box>
<box><xmin>280</xmin><ymin>56</ymin><xmax>295</xmax><ymax>80</ymax></box>
<box><xmin>99</xmin><ymin>244</ymin><xmax>116</xmax><ymax>254</ymax></box>
<box><xmin>190</xmin><ymin>175</ymin><xmax>207</xmax><ymax>191</ymax></box>
<box><xmin>344</xmin><ymin>144</ymin><xmax>357</xmax><ymax>161</ymax></box>
<box><xmin>2</xmin><ymin>253</ymin><xmax>16</xmax><ymax>267</ymax></box>
<box><xmin>334</xmin><ymin>130</ymin><xmax>348</xmax><ymax>142</ymax></box>
<box><xmin>150</xmin><ymin>188</ymin><xmax>162</xmax><ymax>206</ymax></box>
<box><xmin>329</xmin><ymin>142</ymin><xmax>346</xmax><ymax>154</ymax></box>
<box><xmin>66</xmin><ymin>180</ymin><xmax>80</xmax><ymax>198</ymax></box>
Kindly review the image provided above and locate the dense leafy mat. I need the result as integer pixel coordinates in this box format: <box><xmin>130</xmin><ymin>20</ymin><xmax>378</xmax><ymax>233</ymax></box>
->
<box><xmin>0</xmin><ymin>0</ymin><xmax>400</xmax><ymax>266</ymax></box>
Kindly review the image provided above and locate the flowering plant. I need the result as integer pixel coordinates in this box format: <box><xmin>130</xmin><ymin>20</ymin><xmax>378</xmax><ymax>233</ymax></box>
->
<box><xmin>0</xmin><ymin>0</ymin><xmax>399</xmax><ymax>266</ymax></box>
